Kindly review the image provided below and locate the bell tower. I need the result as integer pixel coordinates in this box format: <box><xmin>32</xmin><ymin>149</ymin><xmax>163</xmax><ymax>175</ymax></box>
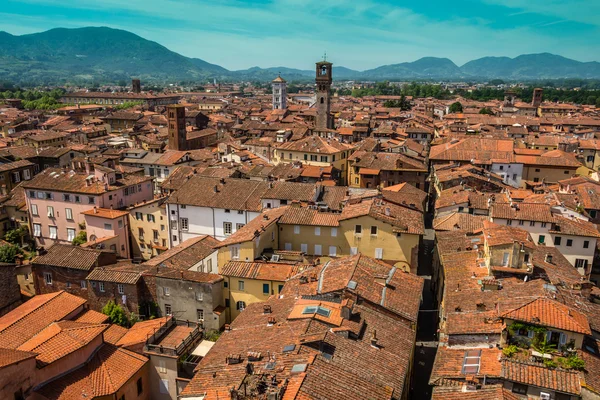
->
<box><xmin>315</xmin><ymin>56</ymin><xmax>333</xmax><ymax>130</ymax></box>
<box><xmin>167</xmin><ymin>105</ymin><xmax>187</xmax><ymax>151</ymax></box>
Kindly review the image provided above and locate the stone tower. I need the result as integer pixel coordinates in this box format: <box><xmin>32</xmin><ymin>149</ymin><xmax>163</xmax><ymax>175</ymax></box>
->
<box><xmin>532</xmin><ymin>88</ymin><xmax>543</xmax><ymax>107</ymax></box>
<box><xmin>167</xmin><ymin>105</ymin><xmax>187</xmax><ymax>151</ymax></box>
<box><xmin>272</xmin><ymin>75</ymin><xmax>287</xmax><ymax>110</ymax></box>
<box><xmin>315</xmin><ymin>59</ymin><xmax>333</xmax><ymax>130</ymax></box>
<box><xmin>131</xmin><ymin>79</ymin><xmax>141</xmax><ymax>94</ymax></box>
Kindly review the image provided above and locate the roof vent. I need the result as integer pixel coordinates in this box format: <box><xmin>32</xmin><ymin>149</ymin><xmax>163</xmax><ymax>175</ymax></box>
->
<box><xmin>263</xmin><ymin>305</ymin><xmax>272</xmax><ymax>314</ymax></box>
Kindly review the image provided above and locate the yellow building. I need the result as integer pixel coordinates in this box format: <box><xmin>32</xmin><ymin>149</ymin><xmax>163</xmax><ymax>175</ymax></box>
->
<box><xmin>272</xmin><ymin>136</ymin><xmax>355</xmax><ymax>185</ymax></box>
<box><xmin>278</xmin><ymin>201</ymin><xmax>423</xmax><ymax>271</ymax></box>
<box><xmin>128</xmin><ymin>197</ymin><xmax>169</xmax><ymax>260</ymax></box>
<box><xmin>578</xmin><ymin>139</ymin><xmax>600</xmax><ymax>174</ymax></box>
<box><xmin>220</xmin><ymin>260</ymin><xmax>303</xmax><ymax>321</ymax></box>
<box><xmin>516</xmin><ymin>150</ymin><xmax>582</xmax><ymax>185</ymax></box>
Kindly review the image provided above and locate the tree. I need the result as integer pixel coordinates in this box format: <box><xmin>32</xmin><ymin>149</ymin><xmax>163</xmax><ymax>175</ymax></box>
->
<box><xmin>449</xmin><ymin>102</ymin><xmax>463</xmax><ymax>113</ymax></box>
<box><xmin>102</xmin><ymin>300</ymin><xmax>130</xmax><ymax>327</ymax></box>
<box><xmin>0</xmin><ymin>244</ymin><xmax>23</xmax><ymax>263</ymax></box>
<box><xmin>4</xmin><ymin>226</ymin><xmax>28</xmax><ymax>246</ymax></box>
<box><xmin>479</xmin><ymin>107</ymin><xmax>494</xmax><ymax>115</ymax></box>
<box><xmin>72</xmin><ymin>231</ymin><xmax>87</xmax><ymax>246</ymax></box>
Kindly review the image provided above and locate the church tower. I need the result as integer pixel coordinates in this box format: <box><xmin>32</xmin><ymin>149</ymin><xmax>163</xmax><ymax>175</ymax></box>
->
<box><xmin>167</xmin><ymin>105</ymin><xmax>187</xmax><ymax>151</ymax></box>
<box><xmin>272</xmin><ymin>75</ymin><xmax>287</xmax><ymax>110</ymax></box>
<box><xmin>315</xmin><ymin>58</ymin><xmax>333</xmax><ymax>130</ymax></box>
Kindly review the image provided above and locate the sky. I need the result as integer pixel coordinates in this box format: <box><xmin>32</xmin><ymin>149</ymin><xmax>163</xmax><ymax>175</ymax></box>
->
<box><xmin>1</xmin><ymin>0</ymin><xmax>599</xmax><ymax>71</ymax></box>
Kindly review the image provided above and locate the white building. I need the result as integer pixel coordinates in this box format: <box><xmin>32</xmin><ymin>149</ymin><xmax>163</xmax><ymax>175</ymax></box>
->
<box><xmin>166</xmin><ymin>177</ymin><xmax>269</xmax><ymax>245</ymax></box>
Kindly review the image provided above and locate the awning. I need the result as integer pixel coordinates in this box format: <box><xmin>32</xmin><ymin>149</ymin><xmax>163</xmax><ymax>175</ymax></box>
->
<box><xmin>192</xmin><ymin>340</ymin><xmax>216</xmax><ymax>357</ymax></box>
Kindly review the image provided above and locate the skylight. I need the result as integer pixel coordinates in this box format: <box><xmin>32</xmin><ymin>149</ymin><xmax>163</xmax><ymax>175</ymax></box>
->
<box><xmin>302</xmin><ymin>305</ymin><xmax>331</xmax><ymax>317</ymax></box>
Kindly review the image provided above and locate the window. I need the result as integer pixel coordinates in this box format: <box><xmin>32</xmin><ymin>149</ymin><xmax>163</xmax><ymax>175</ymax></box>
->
<box><xmin>224</xmin><ymin>222</ymin><xmax>232</xmax><ymax>236</ymax></box>
<box><xmin>524</xmin><ymin>253</ymin><xmax>530</xmax><ymax>263</ymax></box>
<box><xmin>88</xmin><ymin>197</ymin><xmax>95</xmax><ymax>204</ymax></box>
<box><xmin>80</xmin><ymin>280</ymin><xmax>87</xmax><ymax>289</ymax></box>
<box><xmin>566</xmin><ymin>239</ymin><xmax>573</xmax><ymax>247</ymax></box>
<box><xmin>541</xmin><ymin>222</ymin><xmax>547</xmax><ymax>228</ymax></box>
<box><xmin>320</xmin><ymin>155</ymin><xmax>328</xmax><ymax>162</ymax></box>
<box><xmin>12</xmin><ymin>172</ymin><xmax>20</xmax><ymax>183</ymax></box>
<box><xmin>263</xmin><ymin>283</ymin><xmax>270</xmax><ymax>295</ymax></box>
<box><xmin>518</xmin><ymin>220</ymin><xmax>524</xmax><ymax>226</ymax></box>
<box><xmin>502</xmin><ymin>252</ymin><xmax>510</xmax><ymax>266</ymax></box>
<box><xmin>554</xmin><ymin>236</ymin><xmax>562</xmax><ymax>246</ymax></box>
<box><xmin>329</xmin><ymin>246</ymin><xmax>337</xmax><ymax>256</ymax></box>
<box><xmin>375</xmin><ymin>248</ymin><xmax>383</xmax><ymax>259</ymax></box>
<box><xmin>371</xmin><ymin>226</ymin><xmax>378</xmax><ymax>235</ymax></box>
<box><xmin>49</xmin><ymin>225</ymin><xmax>57</xmax><ymax>239</ymax></box>
<box><xmin>584</xmin><ymin>240</ymin><xmax>590</xmax><ymax>249</ymax></box>
<box><xmin>224</xmin><ymin>209</ymin><xmax>231</xmax><ymax>213</ymax></box>
<box><xmin>116</xmin><ymin>284</ymin><xmax>124</xmax><ymax>294</ymax></box>
<box><xmin>63</xmin><ymin>194</ymin><xmax>71</xmax><ymax>202</ymax></box>
<box><xmin>236</xmin><ymin>301</ymin><xmax>246</xmax><ymax>311</ymax></box>
<box><xmin>294</xmin><ymin>225</ymin><xmax>300</xmax><ymax>234</ymax></box>
<box><xmin>33</xmin><ymin>223</ymin><xmax>41</xmax><ymax>237</ymax></box>
<box><xmin>135</xmin><ymin>212</ymin><xmax>142</xmax><ymax>220</ymax></box>
<box><xmin>350</xmin><ymin>247</ymin><xmax>358</xmax><ymax>255</ymax></box>
<box><xmin>511</xmin><ymin>383</ymin><xmax>528</xmax><ymax>395</ymax></box>
<box><xmin>47</xmin><ymin>206</ymin><xmax>54</xmax><ymax>218</ymax></box>
<box><xmin>103</xmin><ymin>223</ymin><xmax>112</xmax><ymax>230</ymax></box>
<box><xmin>118</xmin><ymin>220</ymin><xmax>123</xmax><ymax>229</ymax></box>
<box><xmin>330</xmin><ymin>227</ymin><xmax>337</xmax><ymax>237</ymax></box>
<box><xmin>355</xmin><ymin>225</ymin><xmax>362</xmax><ymax>234</ymax></box>
<box><xmin>196</xmin><ymin>291</ymin><xmax>204</xmax><ymax>301</ymax></box>
<box><xmin>230</xmin><ymin>244</ymin><xmax>240</xmax><ymax>260</ymax></box>
<box><xmin>506</xmin><ymin>220</ymin><xmax>512</xmax><ymax>226</ymax></box>
<box><xmin>238</xmin><ymin>280</ymin><xmax>245</xmax><ymax>291</ymax></box>
<box><xmin>66</xmin><ymin>281</ymin><xmax>71</xmax><ymax>289</ymax></box>
<box><xmin>314</xmin><ymin>227</ymin><xmax>321</xmax><ymax>236</ymax></box>
<box><xmin>538</xmin><ymin>235</ymin><xmax>545</xmax><ymax>244</ymax></box>
<box><xmin>67</xmin><ymin>228</ymin><xmax>76</xmax><ymax>242</ymax></box>
<box><xmin>207</xmin><ymin>258</ymin><xmax>213</xmax><ymax>273</ymax></box>
<box><xmin>238</xmin><ymin>210</ymin><xmax>244</xmax><ymax>215</ymax></box>
<box><xmin>65</xmin><ymin>208</ymin><xmax>73</xmax><ymax>220</ymax></box>
<box><xmin>575</xmin><ymin>259</ymin><xmax>589</xmax><ymax>270</ymax></box>
<box><xmin>314</xmin><ymin>244</ymin><xmax>322</xmax><ymax>255</ymax></box>
<box><xmin>164</xmin><ymin>287</ymin><xmax>170</xmax><ymax>296</ymax></box>
<box><xmin>236</xmin><ymin>223</ymin><xmax>245</xmax><ymax>231</ymax></box>
<box><xmin>31</xmin><ymin>204</ymin><xmax>38</xmax><ymax>216</ymax></box>
<box><xmin>29</xmin><ymin>190</ymin><xmax>35</xmax><ymax>198</ymax></box>
<box><xmin>44</xmin><ymin>272</ymin><xmax>52</xmax><ymax>285</ymax></box>
<box><xmin>75</xmin><ymin>196</ymin><xmax>80</xmax><ymax>203</ymax></box>
<box><xmin>165</xmin><ymin>304</ymin><xmax>172</xmax><ymax>315</ymax></box>
<box><xmin>180</xmin><ymin>218</ymin><xmax>189</xmax><ymax>231</ymax></box>
<box><xmin>300</xmin><ymin>243</ymin><xmax>308</xmax><ymax>253</ymax></box>
<box><xmin>137</xmin><ymin>378</ymin><xmax>143</xmax><ymax>395</ymax></box>
<box><xmin>147</xmin><ymin>214</ymin><xmax>155</xmax><ymax>222</ymax></box>
<box><xmin>530</xmin><ymin>221</ymin><xmax>535</xmax><ymax>227</ymax></box>
<box><xmin>197</xmin><ymin>309</ymin><xmax>204</xmax><ymax>321</ymax></box>
<box><xmin>535</xmin><ymin>168</ymin><xmax>541</xmax><ymax>172</ymax></box>
<box><xmin>99</xmin><ymin>282</ymin><xmax>105</xmax><ymax>292</ymax></box>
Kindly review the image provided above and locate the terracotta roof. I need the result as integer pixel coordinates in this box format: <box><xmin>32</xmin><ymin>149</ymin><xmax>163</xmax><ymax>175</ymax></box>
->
<box><xmin>72</xmin><ymin>309</ymin><xmax>109</xmax><ymax>324</ymax></box>
<box><xmin>0</xmin><ymin>347</ymin><xmax>36</xmax><ymax>369</ymax></box>
<box><xmin>501</xmin><ymin>359</ymin><xmax>581</xmax><ymax>394</ymax></box>
<box><xmin>490</xmin><ymin>203</ymin><xmax>555</xmax><ymax>223</ymax></box>
<box><xmin>86</xmin><ymin>262</ymin><xmax>147</xmax><ymax>284</ymax></box>
<box><xmin>340</xmin><ymin>199</ymin><xmax>425</xmax><ymax>234</ymax></box>
<box><xmin>432</xmin><ymin>384</ymin><xmax>520</xmax><ymax>400</ymax></box>
<box><xmin>0</xmin><ymin>291</ymin><xmax>86</xmax><ymax>349</ymax></box>
<box><xmin>217</xmin><ymin>207</ymin><xmax>287</xmax><ymax>247</ymax></box>
<box><xmin>116</xmin><ymin>317</ymin><xmax>171</xmax><ymax>349</ymax></box>
<box><xmin>168</xmin><ymin>176</ymin><xmax>268</xmax><ymax>211</ymax></box>
<box><xmin>381</xmin><ymin>182</ymin><xmax>427</xmax><ymax>212</ymax></box>
<box><xmin>33</xmin><ymin>244</ymin><xmax>108</xmax><ymax>271</ymax></box>
<box><xmin>221</xmin><ymin>261</ymin><xmax>302</xmax><ymax>281</ymax></box>
<box><xmin>276</xmin><ymin>135</ymin><xmax>354</xmax><ymax>154</ymax></box>
<box><xmin>18</xmin><ymin>321</ymin><xmax>108</xmax><ymax>367</ymax></box>
<box><xmin>279</xmin><ymin>206</ymin><xmax>340</xmax><ymax>227</ymax></box>
<box><xmin>34</xmin><ymin>344</ymin><xmax>148</xmax><ymax>399</ymax></box>
<box><xmin>142</xmin><ymin>235</ymin><xmax>219</xmax><ymax>269</ymax></box>
<box><xmin>82</xmin><ymin>207</ymin><xmax>129</xmax><ymax>219</ymax></box>
<box><xmin>502</xmin><ymin>297</ymin><xmax>591</xmax><ymax>334</ymax></box>
<box><xmin>433</xmin><ymin>212</ymin><xmax>489</xmax><ymax>233</ymax></box>
<box><xmin>430</xmin><ymin>347</ymin><xmax>502</xmax><ymax>384</ymax></box>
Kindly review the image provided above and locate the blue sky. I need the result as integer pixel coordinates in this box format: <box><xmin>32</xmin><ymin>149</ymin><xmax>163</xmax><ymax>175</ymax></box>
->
<box><xmin>1</xmin><ymin>0</ymin><xmax>599</xmax><ymax>70</ymax></box>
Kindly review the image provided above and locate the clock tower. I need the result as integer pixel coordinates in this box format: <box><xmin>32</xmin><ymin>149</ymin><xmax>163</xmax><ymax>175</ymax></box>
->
<box><xmin>315</xmin><ymin>58</ymin><xmax>333</xmax><ymax>130</ymax></box>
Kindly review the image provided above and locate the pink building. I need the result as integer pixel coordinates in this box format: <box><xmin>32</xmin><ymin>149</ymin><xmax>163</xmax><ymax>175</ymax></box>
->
<box><xmin>23</xmin><ymin>167</ymin><xmax>153</xmax><ymax>252</ymax></box>
<box><xmin>82</xmin><ymin>208</ymin><xmax>131</xmax><ymax>258</ymax></box>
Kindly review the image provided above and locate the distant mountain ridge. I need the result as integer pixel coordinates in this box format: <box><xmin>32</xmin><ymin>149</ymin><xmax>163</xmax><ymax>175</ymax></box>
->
<box><xmin>1</xmin><ymin>27</ymin><xmax>600</xmax><ymax>84</ymax></box>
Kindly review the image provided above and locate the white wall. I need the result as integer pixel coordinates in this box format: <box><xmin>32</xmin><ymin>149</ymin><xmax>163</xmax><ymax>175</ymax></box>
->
<box><xmin>490</xmin><ymin>162</ymin><xmax>523</xmax><ymax>188</ymax></box>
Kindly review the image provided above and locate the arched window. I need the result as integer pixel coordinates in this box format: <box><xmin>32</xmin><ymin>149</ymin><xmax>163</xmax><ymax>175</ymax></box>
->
<box><xmin>320</xmin><ymin>97</ymin><xmax>324</xmax><ymax>104</ymax></box>
<box><xmin>236</xmin><ymin>301</ymin><xmax>246</xmax><ymax>311</ymax></box>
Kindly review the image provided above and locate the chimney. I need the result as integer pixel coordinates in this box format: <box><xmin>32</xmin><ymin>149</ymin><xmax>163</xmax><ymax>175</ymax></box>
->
<box><xmin>263</xmin><ymin>305</ymin><xmax>272</xmax><ymax>314</ymax></box>
<box><xmin>93</xmin><ymin>206</ymin><xmax>98</xmax><ymax>214</ymax></box>
<box><xmin>214</xmin><ymin>185</ymin><xmax>219</xmax><ymax>193</ymax></box>
<box><xmin>384</xmin><ymin>207</ymin><xmax>391</xmax><ymax>216</ymax></box>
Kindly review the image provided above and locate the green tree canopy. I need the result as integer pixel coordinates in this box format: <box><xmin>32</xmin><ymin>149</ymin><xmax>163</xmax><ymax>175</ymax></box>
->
<box><xmin>102</xmin><ymin>300</ymin><xmax>130</xmax><ymax>327</ymax></box>
<box><xmin>0</xmin><ymin>244</ymin><xmax>23</xmax><ymax>263</ymax></box>
<box><xmin>449</xmin><ymin>102</ymin><xmax>463</xmax><ymax>113</ymax></box>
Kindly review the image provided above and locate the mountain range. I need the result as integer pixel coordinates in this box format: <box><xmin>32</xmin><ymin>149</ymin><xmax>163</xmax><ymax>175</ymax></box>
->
<box><xmin>1</xmin><ymin>27</ymin><xmax>600</xmax><ymax>85</ymax></box>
